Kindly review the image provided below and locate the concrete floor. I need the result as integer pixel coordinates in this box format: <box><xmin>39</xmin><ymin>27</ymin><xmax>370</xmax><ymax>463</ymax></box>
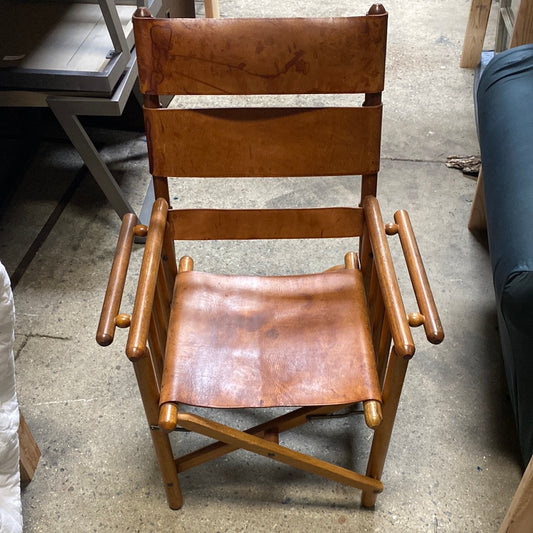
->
<box><xmin>0</xmin><ymin>0</ymin><xmax>525</xmax><ymax>531</ymax></box>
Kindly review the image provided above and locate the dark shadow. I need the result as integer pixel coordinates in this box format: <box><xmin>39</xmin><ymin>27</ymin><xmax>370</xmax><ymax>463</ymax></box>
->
<box><xmin>0</xmin><ymin>108</ymin><xmax>46</xmax><ymax>215</ymax></box>
<box><xmin>478</xmin><ymin>307</ymin><xmax>523</xmax><ymax>464</ymax></box>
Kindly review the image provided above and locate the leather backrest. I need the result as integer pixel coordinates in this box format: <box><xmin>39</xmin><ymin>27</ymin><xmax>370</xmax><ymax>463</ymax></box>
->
<box><xmin>132</xmin><ymin>7</ymin><xmax>388</xmax><ymax>240</ymax></box>
<box><xmin>133</xmin><ymin>15</ymin><xmax>387</xmax><ymax>95</ymax></box>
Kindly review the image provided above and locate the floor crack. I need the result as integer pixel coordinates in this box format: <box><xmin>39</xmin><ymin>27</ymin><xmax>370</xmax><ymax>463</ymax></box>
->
<box><xmin>28</xmin><ymin>333</ymin><xmax>73</xmax><ymax>341</ymax></box>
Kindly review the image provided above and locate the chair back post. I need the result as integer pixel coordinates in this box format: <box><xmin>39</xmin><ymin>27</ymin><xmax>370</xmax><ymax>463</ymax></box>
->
<box><xmin>360</xmin><ymin>4</ymin><xmax>387</xmax><ymax>200</ymax></box>
<box><xmin>133</xmin><ymin>7</ymin><xmax>171</xmax><ymax>204</ymax></box>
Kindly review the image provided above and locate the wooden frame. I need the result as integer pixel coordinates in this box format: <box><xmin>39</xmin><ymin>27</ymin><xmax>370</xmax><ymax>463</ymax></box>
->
<box><xmin>98</xmin><ymin>196</ymin><xmax>443</xmax><ymax>509</ymax></box>
<box><xmin>498</xmin><ymin>0</ymin><xmax>533</xmax><ymax>50</ymax></box>
<box><xmin>499</xmin><ymin>456</ymin><xmax>533</xmax><ymax>532</ymax></box>
<box><xmin>97</xmin><ymin>5</ymin><xmax>443</xmax><ymax>510</ymax></box>
<box><xmin>468</xmin><ymin>169</ymin><xmax>487</xmax><ymax>232</ymax></box>
<box><xmin>461</xmin><ymin>0</ymin><xmax>493</xmax><ymax>68</ymax></box>
<box><xmin>461</xmin><ymin>0</ymin><xmax>533</xmax><ymax>68</ymax></box>
<box><xmin>465</xmin><ymin>1</ymin><xmax>533</xmax><ymax>231</ymax></box>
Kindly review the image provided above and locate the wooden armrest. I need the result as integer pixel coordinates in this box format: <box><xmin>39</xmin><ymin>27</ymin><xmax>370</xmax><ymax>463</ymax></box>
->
<box><xmin>363</xmin><ymin>196</ymin><xmax>444</xmax><ymax>350</ymax></box>
<box><xmin>96</xmin><ymin>213</ymin><xmax>143</xmax><ymax>347</ymax></box>
<box><xmin>389</xmin><ymin>210</ymin><xmax>444</xmax><ymax>345</ymax></box>
<box><xmin>363</xmin><ymin>196</ymin><xmax>415</xmax><ymax>359</ymax></box>
<box><xmin>126</xmin><ymin>198</ymin><xmax>169</xmax><ymax>361</ymax></box>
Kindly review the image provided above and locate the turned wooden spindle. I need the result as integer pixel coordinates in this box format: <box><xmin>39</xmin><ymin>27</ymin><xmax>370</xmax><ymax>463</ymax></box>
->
<box><xmin>179</xmin><ymin>256</ymin><xmax>194</xmax><ymax>273</ymax></box>
<box><xmin>344</xmin><ymin>251</ymin><xmax>359</xmax><ymax>270</ymax></box>
<box><xmin>364</xmin><ymin>400</ymin><xmax>383</xmax><ymax>429</ymax></box>
<box><xmin>159</xmin><ymin>402</ymin><xmax>179</xmax><ymax>432</ymax></box>
<box><xmin>114</xmin><ymin>314</ymin><xmax>131</xmax><ymax>328</ymax></box>
<box><xmin>384</xmin><ymin>222</ymin><xmax>398</xmax><ymax>236</ymax></box>
<box><xmin>368</xmin><ymin>3</ymin><xmax>386</xmax><ymax>16</ymax></box>
<box><xmin>408</xmin><ymin>312</ymin><xmax>425</xmax><ymax>328</ymax></box>
<box><xmin>134</xmin><ymin>224</ymin><xmax>148</xmax><ymax>238</ymax></box>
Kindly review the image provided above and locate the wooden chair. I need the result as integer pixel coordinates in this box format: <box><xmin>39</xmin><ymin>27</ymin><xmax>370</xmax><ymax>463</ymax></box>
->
<box><xmin>97</xmin><ymin>4</ymin><xmax>444</xmax><ymax>509</ymax></box>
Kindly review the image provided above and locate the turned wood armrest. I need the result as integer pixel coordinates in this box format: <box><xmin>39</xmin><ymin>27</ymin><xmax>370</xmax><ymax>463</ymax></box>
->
<box><xmin>363</xmin><ymin>196</ymin><xmax>444</xmax><ymax>356</ymax></box>
<box><xmin>363</xmin><ymin>196</ymin><xmax>415</xmax><ymax>358</ymax></box>
<box><xmin>96</xmin><ymin>213</ymin><xmax>144</xmax><ymax>347</ymax></box>
<box><xmin>126</xmin><ymin>198</ymin><xmax>169</xmax><ymax>361</ymax></box>
<box><xmin>389</xmin><ymin>210</ymin><xmax>444</xmax><ymax>345</ymax></box>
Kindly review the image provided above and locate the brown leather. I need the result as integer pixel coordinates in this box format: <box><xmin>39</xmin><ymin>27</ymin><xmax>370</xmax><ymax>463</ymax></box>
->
<box><xmin>133</xmin><ymin>16</ymin><xmax>387</xmax><ymax>96</ymax></box>
<box><xmin>167</xmin><ymin>207</ymin><xmax>364</xmax><ymax>240</ymax></box>
<box><xmin>144</xmin><ymin>106</ymin><xmax>382</xmax><ymax>178</ymax></box>
<box><xmin>160</xmin><ymin>268</ymin><xmax>381</xmax><ymax>408</ymax></box>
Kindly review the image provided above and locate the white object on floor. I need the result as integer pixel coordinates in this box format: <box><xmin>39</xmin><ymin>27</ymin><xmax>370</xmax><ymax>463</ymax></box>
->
<box><xmin>0</xmin><ymin>260</ymin><xmax>22</xmax><ymax>533</ymax></box>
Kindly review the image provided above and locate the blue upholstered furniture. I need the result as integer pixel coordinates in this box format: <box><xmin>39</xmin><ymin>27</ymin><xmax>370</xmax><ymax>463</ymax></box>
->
<box><xmin>477</xmin><ymin>43</ymin><xmax>533</xmax><ymax>465</ymax></box>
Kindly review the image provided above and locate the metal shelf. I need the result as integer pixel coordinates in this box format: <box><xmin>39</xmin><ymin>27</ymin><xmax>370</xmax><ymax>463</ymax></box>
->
<box><xmin>0</xmin><ymin>0</ymin><xmax>192</xmax><ymax>220</ymax></box>
<box><xmin>0</xmin><ymin>0</ymin><xmax>143</xmax><ymax>95</ymax></box>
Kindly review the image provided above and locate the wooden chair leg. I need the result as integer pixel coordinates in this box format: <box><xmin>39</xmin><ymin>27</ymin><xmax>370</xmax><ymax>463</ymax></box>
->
<box><xmin>133</xmin><ymin>355</ymin><xmax>183</xmax><ymax>509</ymax></box>
<box><xmin>149</xmin><ymin>430</ymin><xmax>182</xmax><ymax>509</ymax></box>
<box><xmin>362</xmin><ymin>349</ymin><xmax>409</xmax><ymax>507</ymax></box>
<box><xmin>498</xmin><ymin>454</ymin><xmax>533</xmax><ymax>532</ymax></box>
<box><xmin>468</xmin><ymin>168</ymin><xmax>487</xmax><ymax>233</ymax></box>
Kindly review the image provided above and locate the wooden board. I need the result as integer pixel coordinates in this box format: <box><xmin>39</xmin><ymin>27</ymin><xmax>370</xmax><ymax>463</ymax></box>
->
<box><xmin>460</xmin><ymin>0</ymin><xmax>493</xmax><ymax>68</ymax></box>
<box><xmin>499</xmin><ymin>457</ymin><xmax>533</xmax><ymax>532</ymax></box>
<box><xmin>510</xmin><ymin>0</ymin><xmax>533</xmax><ymax>47</ymax></box>
<box><xmin>18</xmin><ymin>411</ymin><xmax>41</xmax><ymax>486</ymax></box>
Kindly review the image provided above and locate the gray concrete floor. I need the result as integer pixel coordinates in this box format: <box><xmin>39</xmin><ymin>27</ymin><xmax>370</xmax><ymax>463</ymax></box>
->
<box><xmin>0</xmin><ymin>0</ymin><xmax>525</xmax><ymax>531</ymax></box>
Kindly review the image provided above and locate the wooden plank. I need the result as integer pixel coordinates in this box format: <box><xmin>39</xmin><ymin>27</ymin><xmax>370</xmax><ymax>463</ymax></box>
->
<box><xmin>461</xmin><ymin>0</ymin><xmax>493</xmax><ymax>68</ymax></box>
<box><xmin>168</xmin><ymin>207</ymin><xmax>364</xmax><ymax>240</ymax></box>
<box><xmin>18</xmin><ymin>411</ymin><xmax>40</xmax><ymax>486</ymax></box>
<box><xmin>145</xmin><ymin>106</ymin><xmax>382</xmax><ymax>178</ymax></box>
<box><xmin>204</xmin><ymin>0</ymin><xmax>220</xmax><ymax>18</ymax></box>
<box><xmin>510</xmin><ymin>0</ymin><xmax>533</xmax><ymax>47</ymax></box>
<box><xmin>499</xmin><ymin>456</ymin><xmax>533</xmax><ymax>532</ymax></box>
<box><xmin>468</xmin><ymin>169</ymin><xmax>487</xmax><ymax>233</ymax></box>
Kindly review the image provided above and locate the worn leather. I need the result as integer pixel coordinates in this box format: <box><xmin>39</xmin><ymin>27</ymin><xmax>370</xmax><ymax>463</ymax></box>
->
<box><xmin>144</xmin><ymin>106</ymin><xmax>382</xmax><ymax>179</ymax></box>
<box><xmin>160</xmin><ymin>269</ymin><xmax>381</xmax><ymax>408</ymax></box>
<box><xmin>133</xmin><ymin>16</ymin><xmax>387</xmax><ymax>95</ymax></box>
